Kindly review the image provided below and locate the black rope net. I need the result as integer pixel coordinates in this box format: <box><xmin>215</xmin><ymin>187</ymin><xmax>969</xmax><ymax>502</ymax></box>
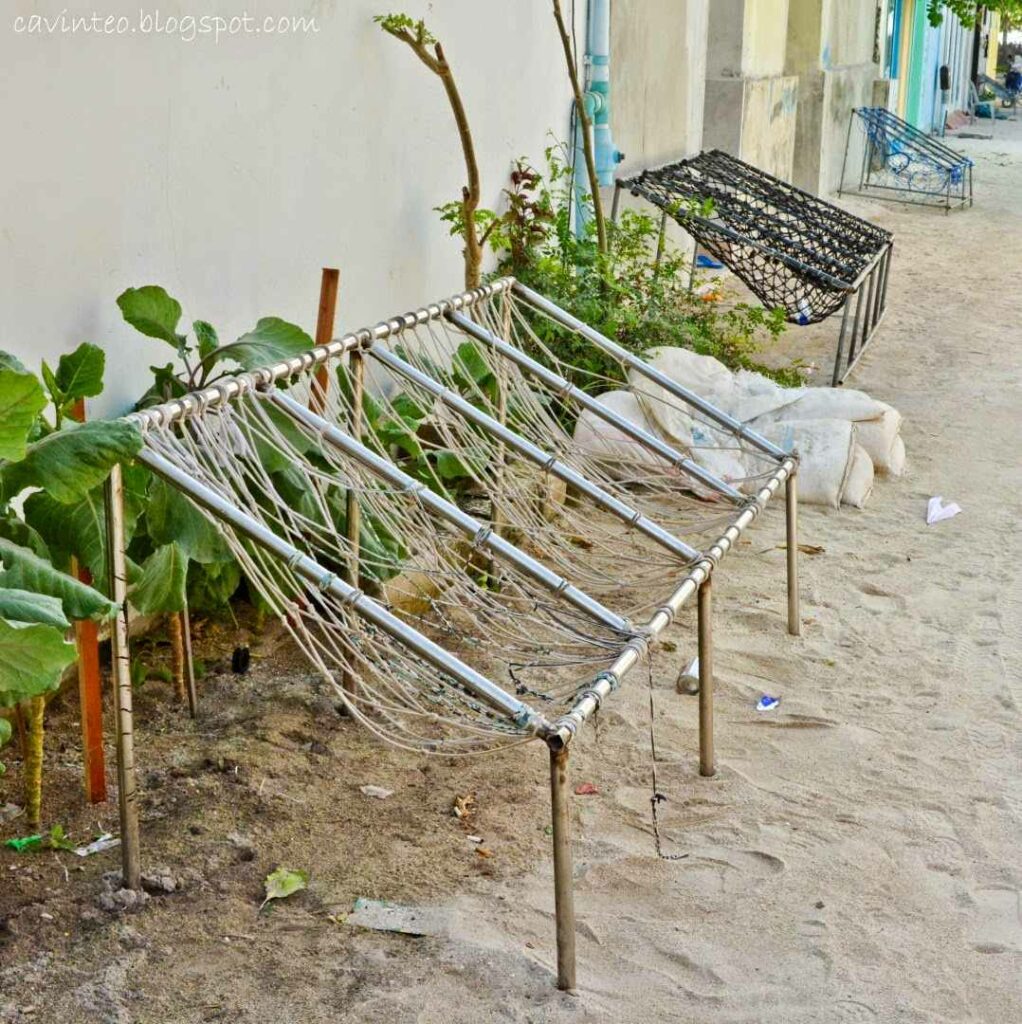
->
<box><xmin>852</xmin><ymin>106</ymin><xmax>972</xmax><ymax>197</ymax></box>
<box><xmin>619</xmin><ymin>150</ymin><xmax>892</xmax><ymax>325</ymax></box>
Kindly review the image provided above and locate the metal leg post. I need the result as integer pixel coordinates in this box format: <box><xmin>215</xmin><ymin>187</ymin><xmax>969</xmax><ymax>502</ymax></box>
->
<box><xmin>104</xmin><ymin>464</ymin><xmax>141</xmax><ymax>890</ymax></box>
<box><xmin>549</xmin><ymin>745</ymin><xmax>576</xmax><ymax>992</ymax></box>
<box><xmin>831</xmin><ymin>294</ymin><xmax>853</xmax><ymax>387</ymax></box>
<box><xmin>697</xmin><ymin>578</ymin><xmax>715</xmax><ymax>778</ymax></box>
<box><xmin>786</xmin><ymin>473</ymin><xmax>801</xmax><ymax>637</ymax></box>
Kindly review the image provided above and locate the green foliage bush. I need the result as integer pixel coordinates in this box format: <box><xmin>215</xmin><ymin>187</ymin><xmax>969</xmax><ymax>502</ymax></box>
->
<box><xmin>481</xmin><ymin>151</ymin><xmax>804</xmax><ymax>391</ymax></box>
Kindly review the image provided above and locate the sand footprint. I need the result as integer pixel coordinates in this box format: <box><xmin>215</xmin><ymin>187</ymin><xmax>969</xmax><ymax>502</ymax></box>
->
<box><xmin>970</xmin><ymin>887</ymin><xmax>1022</xmax><ymax>954</ymax></box>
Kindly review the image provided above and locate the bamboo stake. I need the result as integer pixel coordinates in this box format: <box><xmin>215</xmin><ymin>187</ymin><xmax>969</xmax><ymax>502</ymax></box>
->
<box><xmin>549</xmin><ymin>744</ymin><xmax>576</xmax><ymax>991</ymax></box>
<box><xmin>105</xmin><ymin>463</ymin><xmax>141</xmax><ymax>889</ymax></box>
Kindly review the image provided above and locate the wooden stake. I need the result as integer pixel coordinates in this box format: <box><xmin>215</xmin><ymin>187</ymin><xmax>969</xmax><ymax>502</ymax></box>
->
<box><xmin>69</xmin><ymin>398</ymin><xmax>107</xmax><ymax>804</ymax></box>
<box><xmin>312</xmin><ymin>268</ymin><xmax>340</xmax><ymax>413</ymax></box>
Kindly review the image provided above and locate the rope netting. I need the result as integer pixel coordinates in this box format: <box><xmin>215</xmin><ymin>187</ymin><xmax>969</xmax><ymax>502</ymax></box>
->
<box><xmin>131</xmin><ymin>280</ymin><xmax>792</xmax><ymax>755</ymax></box>
<box><xmin>141</xmin><ymin>392</ymin><xmax>641</xmax><ymax>753</ymax></box>
<box><xmin>851</xmin><ymin>107</ymin><xmax>972</xmax><ymax>198</ymax></box>
<box><xmin>619</xmin><ymin>150</ymin><xmax>892</xmax><ymax>324</ymax></box>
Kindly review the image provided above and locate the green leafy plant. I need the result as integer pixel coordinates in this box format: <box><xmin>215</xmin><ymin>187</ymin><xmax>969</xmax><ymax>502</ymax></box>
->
<box><xmin>481</xmin><ymin>151</ymin><xmax>800</xmax><ymax>401</ymax></box>
<box><xmin>0</xmin><ymin>346</ymin><xmax>137</xmax><ymax>826</ymax></box>
<box><xmin>115</xmin><ymin>284</ymin><xmax>317</xmax><ymax>690</ymax></box>
<box><xmin>927</xmin><ymin>1</ymin><xmax>1022</xmax><ymax>28</ymax></box>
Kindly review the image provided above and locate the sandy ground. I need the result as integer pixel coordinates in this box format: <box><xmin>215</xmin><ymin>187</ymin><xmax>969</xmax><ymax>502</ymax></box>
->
<box><xmin>2</xmin><ymin>122</ymin><xmax>1021</xmax><ymax>1023</ymax></box>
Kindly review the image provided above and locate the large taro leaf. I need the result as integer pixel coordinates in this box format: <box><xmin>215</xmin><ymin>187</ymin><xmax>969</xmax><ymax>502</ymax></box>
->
<box><xmin>187</xmin><ymin>559</ymin><xmax>242</xmax><ymax>613</ymax></box>
<box><xmin>146</xmin><ymin>476</ymin><xmax>231</xmax><ymax>564</ymax></box>
<box><xmin>55</xmin><ymin>343</ymin><xmax>106</xmax><ymax>402</ymax></box>
<box><xmin>0</xmin><ymin>367</ymin><xmax>47</xmax><ymax>462</ymax></box>
<box><xmin>0</xmin><ymin>620</ymin><xmax>76</xmax><ymax>707</ymax></box>
<box><xmin>223</xmin><ymin>318</ymin><xmax>314</xmax><ymax>372</ymax></box>
<box><xmin>0</xmin><ymin>511</ymin><xmax>49</xmax><ymax>559</ymax></box>
<box><xmin>0</xmin><ymin>539</ymin><xmax>118</xmax><ymax>621</ymax></box>
<box><xmin>24</xmin><ymin>464</ymin><xmax>149</xmax><ymax>586</ymax></box>
<box><xmin>0</xmin><ymin>420</ymin><xmax>142</xmax><ymax>504</ymax></box>
<box><xmin>0</xmin><ymin>589</ymin><xmax>70</xmax><ymax>629</ymax></box>
<box><xmin>117</xmin><ymin>286</ymin><xmax>184</xmax><ymax>348</ymax></box>
<box><xmin>129</xmin><ymin>543</ymin><xmax>187</xmax><ymax>615</ymax></box>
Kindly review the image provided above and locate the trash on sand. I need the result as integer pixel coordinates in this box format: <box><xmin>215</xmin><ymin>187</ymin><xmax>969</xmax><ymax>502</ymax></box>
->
<box><xmin>466</xmin><ymin>835</ymin><xmax>483</xmax><ymax>844</ymax></box>
<box><xmin>74</xmin><ymin>834</ymin><xmax>120</xmax><ymax>858</ymax></box>
<box><xmin>926</xmin><ymin>496</ymin><xmax>962</xmax><ymax>525</ymax></box>
<box><xmin>476</xmin><ymin>847</ymin><xmax>493</xmax><ymax>858</ymax></box>
<box><xmin>574</xmin><ymin>782</ymin><xmax>599</xmax><ymax>796</ymax></box>
<box><xmin>452</xmin><ymin>793</ymin><xmax>476</xmax><ymax>820</ymax></box>
<box><xmin>346</xmin><ymin>897</ymin><xmax>452</xmax><ymax>937</ymax></box>
<box><xmin>756</xmin><ymin>695</ymin><xmax>781</xmax><ymax>712</ymax></box>
<box><xmin>676</xmin><ymin>657</ymin><xmax>700</xmax><ymax>695</ymax></box>
<box><xmin>260</xmin><ymin>867</ymin><xmax>308</xmax><ymax>910</ymax></box>
<box><xmin>4</xmin><ymin>835</ymin><xmax>42</xmax><ymax>852</ymax></box>
<box><xmin>359</xmin><ymin>785</ymin><xmax>393</xmax><ymax>800</ymax></box>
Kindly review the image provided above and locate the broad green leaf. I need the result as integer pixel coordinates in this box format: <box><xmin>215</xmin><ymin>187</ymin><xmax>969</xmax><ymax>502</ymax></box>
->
<box><xmin>0</xmin><ymin>420</ymin><xmax>142</xmax><ymax>504</ymax></box>
<box><xmin>0</xmin><ymin>368</ymin><xmax>47</xmax><ymax>462</ymax></box>
<box><xmin>0</xmin><ymin>351</ymin><xmax>28</xmax><ymax>373</ymax></box>
<box><xmin>0</xmin><ymin>620</ymin><xmax>76</xmax><ymax>707</ymax></box>
<box><xmin>260</xmin><ymin>867</ymin><xmax>308</xmax><ymax>910</ymax></box>
<box><xmin>135</xmin><ymin>363</ymin><xmax>189</xmax><ymax>410</ymax></box>
<box><xmin>117</xmin><ymin>286</ymin><xmax>184</xmax><ymax>347</ymax></box>
<box><xmin>0</xmin><ymin>538</ymin><xmax>118</xmax><ymax>621</ymax></box>
<box><xmin>187</xmin><ymin>559</ymin><xmax>241</xmax><ymax>613</ymax></box>
<box><xmin>0</xmin><ymin>717</ymin><xmax>11</xmax><ymax>748</ymax></box>
<box><xmin>247</xmin><ymin>401</ymin><xmax>317</xmax><ymax>474</ymax></box>
<box><xmin>25</xmin><ymin>469</ymin><xmax>146</xmax><ymax>587</ymax></box>
<box><xmin>40</xmin><ymin>361</ymin><xmax>61</xmax><ymax>403</ymax></box>
<box><xmin>146</xmin><ymin>476</ymin><xmax>231</xmax><ymax>564</ymax></box>
<box><xmin>225</xmin><ymin>318</ymin><xmax>313</xmax><ymax>371</ymax></box>
<box><xmin>0</xmin><ymin>590</ymin><xmax>70</xmax><ymax>629</ymax></box>
<box><xmin>435</xmin><ymin>450</ymin><xmax>476</xmax><ymax>481</ymax></box>
<box><xmin>56</xmin><ymin>343</ymin><xmax>105</xmax><ymax>402</ymax></box>
<box><xmin>193</xmin><ymin>321</ymin><xmax>219</xmax><ymax>363</ymax></box>
<box><xmin>129</xmin><ymin>543</ymin><xmax>187</xmax><ymax>614</ymax></box>
<box><xmin>0</xmin><ymin>511</ymin><xmax>50</xmax><ymax>559</ymax></box>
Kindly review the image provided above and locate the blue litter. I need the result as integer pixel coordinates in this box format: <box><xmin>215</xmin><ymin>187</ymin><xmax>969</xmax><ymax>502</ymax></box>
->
<box><xmin>695</xmin><ymin>253</ymin><xmax>724</xmax><ymax>269</ymax></box>
<box><xmin>756</xmin><ymin>695</ymin><xmax>781</xmax><ymax>712</ymax></box>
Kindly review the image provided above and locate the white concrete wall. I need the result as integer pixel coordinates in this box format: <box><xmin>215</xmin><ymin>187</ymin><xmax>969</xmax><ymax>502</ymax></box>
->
<box><xmin>786</xmin><ymin>0</ymin><xmax>880</xmax><ymax>195</ymax></box>
<box><xmin>703</xmin><ymin>0</ymin><xmax>797</xmax><ymax>180</ymax></box>
<box><xmin>0</xmin><ymin>0</ymin><xmax>584</xmax><ymax>416</ymax></box>
<box><xmin>612</xmin><ymin>0</ymin><xmax>709</xmax><ymax>172</ymax></box>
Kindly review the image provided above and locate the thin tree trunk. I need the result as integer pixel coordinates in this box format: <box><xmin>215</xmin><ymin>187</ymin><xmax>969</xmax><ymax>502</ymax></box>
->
<box><xmin>24</xmin><ymin>696</ymin><xmax>45</xmax><ymax>828</ymax></box>
<box><xmin>383</xmin><ymin>24</ymin><xmax>484</xmax><ymax>289</ymax></box>
<box><xmin>552</xmin><ymin>0</ymin><xmax>608</xmax><ymax>256</ymax></box>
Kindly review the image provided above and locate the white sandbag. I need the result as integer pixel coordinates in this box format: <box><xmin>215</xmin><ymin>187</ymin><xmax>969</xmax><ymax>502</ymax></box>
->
<box><xmin>629</xmin><ymin>351</ymin><xmax>750</xmax><ymax>483</ymax></box>
<box><xmin>841</xmin><ymin>443</ymin><xmax>876</xmax><ymax>509</ymax></box>
<box><xmin>572</xmin><ymin>390</ymin><xmax>674</xmax><ymax>477</ymax></box>
<box><xmin>887</xmin><ymin>434</ymin><xmax>906</xmax><ymax>477</ymax></box>
<box><xmin>756</xmin><ymin>419</ymin><xmax>860</xmax><ymax>509</ymax></box>
<box><xmin>854</xmin><ymin>408</ymin><xmax>903</xmax><ymax>475</ymax></box>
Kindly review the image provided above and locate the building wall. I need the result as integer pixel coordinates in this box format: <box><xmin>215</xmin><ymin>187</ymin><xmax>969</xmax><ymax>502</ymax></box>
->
<box><xmin>0</xmin><ymin>0</ymin><xmax>588</xmax><ymax>417</ymax></box>
<box><xmin>703</xmin><ymin>0</ymin><xmax>798</xmax><ymax>179</ymax></box>
<box><xmin>786</xmin><ymin>0</ymin><xmax>881</xmax><ymax>195</ymax></box>
<box><xmin>613</xmin><ymin>0</ymin><xmax>709</xmax><ymax>172</ymax></box>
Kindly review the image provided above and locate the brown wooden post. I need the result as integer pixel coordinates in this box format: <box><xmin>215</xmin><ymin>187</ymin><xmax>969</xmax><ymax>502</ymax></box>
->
<box><xmin>312</xmin><ymin>268</ymin><xmax>340</xmax><ymax>413</ymax></box>
<box><xmin>69</xmin><ymin>398</ymin><xmax>107</xmax><ymax>804</ymax></box>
